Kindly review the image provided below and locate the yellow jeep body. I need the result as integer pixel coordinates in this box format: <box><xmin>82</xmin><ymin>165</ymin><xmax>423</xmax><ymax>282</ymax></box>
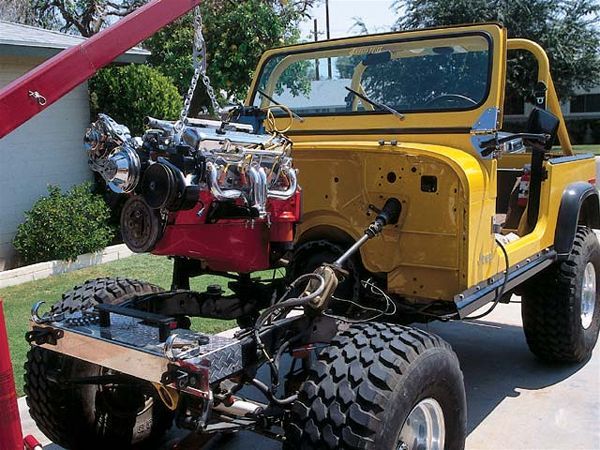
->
<box><xmin>246</xmin><ymin>23</ymin><xmax>599</xmax><ymax>313</ymax></box>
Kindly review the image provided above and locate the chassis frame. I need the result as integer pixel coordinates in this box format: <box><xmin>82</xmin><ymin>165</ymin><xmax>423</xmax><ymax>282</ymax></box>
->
<box><xmin>25</xmin><ymin>271</ymin><xmax>340</xmax><ymax>437</ymax></box>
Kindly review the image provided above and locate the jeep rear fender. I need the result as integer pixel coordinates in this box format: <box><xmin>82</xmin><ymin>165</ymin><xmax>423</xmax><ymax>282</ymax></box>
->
<box><xmin>555</xmin><ymin>182</ymin><xmax>600</xmax><ymax>258</ymax></box>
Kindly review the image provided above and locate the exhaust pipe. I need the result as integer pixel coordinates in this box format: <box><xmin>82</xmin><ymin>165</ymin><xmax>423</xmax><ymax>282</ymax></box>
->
<box><xmin>268</xmin><ymin>167</ymin><xmax>298</xmax><ymax>200</ymax></box>
<box><xmin>206</xmin><ymin>162</ymin><xmax>244</xmax><ymax>201</ymax></box>
<box><xmin>248</xmin><ymin>166</ymin><xmax>267</xmax><ymax>217</ymax></box>
<box><xmin>213</xmin><ymin>397</ymin><xmax>265</xmax><ymax>418</ymax></box>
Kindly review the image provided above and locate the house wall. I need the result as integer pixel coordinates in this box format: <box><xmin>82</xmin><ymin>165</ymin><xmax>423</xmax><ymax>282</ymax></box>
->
<box><xmin>561</xmin><ymin>86</ymin><xmax>600</xmax><ymax>118</ymax></box>
<box><xmin>0</xmin><ymin>55</ymin><xmax>91</xmax><ymax>270</ymax></box>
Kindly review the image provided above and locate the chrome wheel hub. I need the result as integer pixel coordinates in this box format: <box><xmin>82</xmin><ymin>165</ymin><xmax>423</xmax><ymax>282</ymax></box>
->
<box><xmin>397</xmin><ymin>398</ymin><xmax>445</xmax><ymax>450</ymax></box>
<box><xmin>581</xmin><ymin>262</ymin><xmax>596</xmax><ymax>330</ymax></box>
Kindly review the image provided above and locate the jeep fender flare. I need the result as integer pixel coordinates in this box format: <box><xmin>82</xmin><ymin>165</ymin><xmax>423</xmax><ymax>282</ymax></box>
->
<box><xmin>554</xmin><ymin>181</ymin><xmax>600</xmax><ymax>258</ymax></box>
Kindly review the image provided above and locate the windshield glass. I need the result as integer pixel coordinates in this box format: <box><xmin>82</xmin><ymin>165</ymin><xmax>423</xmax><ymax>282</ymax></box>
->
<box><xmin>251</xmin><ymin>33</ymin><xmax>491</xmax><ymax>116</ymax></box>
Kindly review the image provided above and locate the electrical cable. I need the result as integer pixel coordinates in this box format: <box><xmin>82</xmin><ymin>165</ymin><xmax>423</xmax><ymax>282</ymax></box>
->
<box><xmin>250</xmin><ymin>378</ymin><xmax>298</xmax><ymax>406</ymax></box>
<box><xmin>255</xmin><ymin>273</ymin><xmax>325</xmax><ymax>329</ymax></box>
<box><xmin>394</xmin><ymin>300</ymin><xmax>457</xmax><ymax>321</ymax></box>
<box><xmin>264</xmin><ymin>105</ymin><xmax>294</xmax><ymax>135</ymax></box>
<box><xmin>325</xmin><ymin>279</ymin><xmax>397</xmax><ymax>323</ymax></box>
<box><xmin>251</xmin><ymin>273</ymin><xmax>326</xmax><ymax>398</ymax></box>
<box><xmin>270</xmin><ymin>333</ymin><xmax>306</xmax><ymax>387</ymax></box>
<box><xmin>464</xmin><ymin>238</ymin><xmax>510</xmax><ymax>320</ymax></box>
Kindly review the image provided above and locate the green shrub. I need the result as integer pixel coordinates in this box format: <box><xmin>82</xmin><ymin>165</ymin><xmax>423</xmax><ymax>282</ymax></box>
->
<box><xmin>89</xmin><ymin>64</ymin><xmax>182</xmax><ymax>135</ymax></box>
<box><xmin>13</xmin><ymin>183</ymin><xmax>114</xmax><ymax>264</ymax></box>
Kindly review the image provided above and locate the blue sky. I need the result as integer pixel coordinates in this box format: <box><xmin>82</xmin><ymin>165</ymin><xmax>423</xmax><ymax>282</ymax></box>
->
<box><xmin>299</xmin><ymin>0</ymin><xmax>397</xmax><ymax>41</ymax></box>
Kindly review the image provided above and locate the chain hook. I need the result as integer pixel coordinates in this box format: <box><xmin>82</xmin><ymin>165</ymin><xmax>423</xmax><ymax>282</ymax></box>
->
<box><xmin>28</xmin><ymin>90</ymin><xmax>47</xmax><ymax>106</ymax></box>
<box><xmin>178</xmin><ymin>6</ymin><xmax>221</xmax><ymax>127</ymax></box>
<box><xmin>31</xmin><ymin>301</ymin><xmax>64</xmax><ymax>324</ymax></box>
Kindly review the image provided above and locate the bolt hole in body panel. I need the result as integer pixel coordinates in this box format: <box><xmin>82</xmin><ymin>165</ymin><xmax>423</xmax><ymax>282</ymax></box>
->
<box><xmin>421</xmin><ymin>175</ymin><xmax>438</xmax><ymax>193</ymax></box>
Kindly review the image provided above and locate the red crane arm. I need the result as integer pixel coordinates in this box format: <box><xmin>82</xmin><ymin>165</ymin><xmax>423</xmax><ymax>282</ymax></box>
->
<box><xmin>0</xmin><ymin>0</ymin><xmax>202</xmax><ymax>139</ymax></box>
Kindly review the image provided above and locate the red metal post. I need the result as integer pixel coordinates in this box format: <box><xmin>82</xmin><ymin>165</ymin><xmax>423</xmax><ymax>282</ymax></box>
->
<box><xmin>23</xmin><ymin>435</ymin><xmax>43</xmax><ymax>450</ymax></box>
<box><xmin>0</xmin><ymin>0</ymin><xmax>202</xmax><ymax>139</ymax></box>
<box><xmin>0</xmin><ymin>300</ymin><xmax>23</xmax><ymax>450</ymax></box>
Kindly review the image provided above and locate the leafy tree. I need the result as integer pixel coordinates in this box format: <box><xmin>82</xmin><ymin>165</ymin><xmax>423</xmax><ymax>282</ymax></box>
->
<box><xmin>336</xmin><ymin>55</ymin><xmax>363</xmax><ymax>79</ymax></box>
<box><xmin>392</xmin><ymin>0</ymin><xmax>600</xmax><ymax>105</ymax></box>
<box><xmin>360</xmin><ymin>49</ymin><xmax>489</xmax><ymax>110</ymax></box>
<box><xmin>255</xmin><ymin>53</ymin><xmax>314</xmax><ymax>99</ymax></box>
<box><xmin>31</xmin><ymin>0</ymin><xmax>315</xmax><ymax>113</ymax></box>
<box><xmin>89</xmin><ymin>64</ymin><xmax>182</xmax><ymax>135</ymax></box>
<box><xmin>31</xmin><ymin>0</ymin><xmax>145</xmax><ymax>37</ymax></box>
<box><xmin>145</xmin><ymin>0</ymin><xmax>315</xmax><ymax>112</ymax></box>
<box><xmin>0</xmin><ymin>0</ymin><xmax>36</xmax><ymax>24</ymax></box>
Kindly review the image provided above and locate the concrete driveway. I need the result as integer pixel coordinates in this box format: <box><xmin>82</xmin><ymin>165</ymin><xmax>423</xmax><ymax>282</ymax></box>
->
<box><xmin>30</xmin><ymin>299</ymin><xmax>599</xmax><ymax>450</ymax></box>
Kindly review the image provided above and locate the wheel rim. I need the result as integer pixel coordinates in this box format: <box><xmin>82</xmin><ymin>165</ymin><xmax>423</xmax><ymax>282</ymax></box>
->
<box><xmin>581</xmin><ymin>262</ymin><xmax>596</xmax><ymax>330</ymax></box>
<box><xmin>397</xmin><ymin>398</ymin><xmax>445</xmax><ymax>450</ymax></box>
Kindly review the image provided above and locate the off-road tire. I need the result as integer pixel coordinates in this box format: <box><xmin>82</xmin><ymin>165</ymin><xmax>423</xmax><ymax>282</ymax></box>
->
<box><xmin>522</xmin><ymin>227</ymin><xmax>600</xmax><ymax>362</ymax></box>
<box><xmin>285</xmin><ymin>323</ymin><xmax>467</xmax><ymax>449</ymax></box>
<box><xmin>24</xmin><ymin>277</ymin><xmax>172</xmax><ymax>449</ymax></box>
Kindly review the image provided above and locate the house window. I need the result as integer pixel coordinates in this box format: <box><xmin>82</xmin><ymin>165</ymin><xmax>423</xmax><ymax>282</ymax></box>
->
<box><xmin>570</xmin><ymin>94</ymin><xmax>600</xmax><ymax>113</ymax></box>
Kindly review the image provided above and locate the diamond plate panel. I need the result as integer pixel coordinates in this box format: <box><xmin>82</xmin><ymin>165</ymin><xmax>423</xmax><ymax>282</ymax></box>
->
<box><xmin>53</xmin><ymin>313</ymin><xmax>243</xmax><ymax>383</ymax></box>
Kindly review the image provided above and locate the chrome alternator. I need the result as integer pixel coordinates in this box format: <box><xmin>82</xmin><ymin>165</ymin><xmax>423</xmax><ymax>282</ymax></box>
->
<box><xmin>85</xmin><ymin>114</ymin><xmax>141</xmax><ymax>193</ymax></box>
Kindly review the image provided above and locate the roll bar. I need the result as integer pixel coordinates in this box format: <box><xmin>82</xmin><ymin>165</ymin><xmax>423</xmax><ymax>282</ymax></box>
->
<box><xmin>507</xmin><ymin>38</ymin><xmax>573</xmax><ymax>155</ymax></box>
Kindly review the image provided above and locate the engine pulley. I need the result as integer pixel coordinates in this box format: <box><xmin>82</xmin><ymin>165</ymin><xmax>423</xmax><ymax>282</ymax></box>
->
<box><xmin>141</xmin><ymin>162</ymin><xmax>187</xmax><ymax>209</ymax></box>
<box><xmin>120</xmin><ymin>196</ymin><xmax>164</xmax><ymax>253</ymax></box>
<box><xmin>141</xmin><ymin>162</ymin><xmax>199</xmax><ymax>211</ymax></box>
<box><xmin>105</xmin><ymin>144</ymin><xmax>141</xmax><ymax>194</ymax></box>
<box><xmin>141</xmin><ymin>162</ymin><xmax>179</xmax><ymax>209</ymax></box>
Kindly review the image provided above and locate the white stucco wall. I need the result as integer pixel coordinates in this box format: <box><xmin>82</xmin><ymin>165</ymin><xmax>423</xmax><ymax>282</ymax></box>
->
<box><xmin>0</xmin><ymin>55</ymin><xmax>91</xmax><ymax>269</ymax></box>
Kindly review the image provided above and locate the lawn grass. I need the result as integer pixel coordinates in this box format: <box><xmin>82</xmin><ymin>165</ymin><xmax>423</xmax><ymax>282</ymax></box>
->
<box><xmin>0</xmin><ymin>253</ymin><xmax>238</xmax><ymax>396</ymax></box>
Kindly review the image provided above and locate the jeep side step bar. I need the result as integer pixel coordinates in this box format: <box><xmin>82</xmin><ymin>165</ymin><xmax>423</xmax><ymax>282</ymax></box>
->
<box><xmin>454</xmin><ymin>248</ymin><xmax>556</xmax><ymax>318</ymax></box>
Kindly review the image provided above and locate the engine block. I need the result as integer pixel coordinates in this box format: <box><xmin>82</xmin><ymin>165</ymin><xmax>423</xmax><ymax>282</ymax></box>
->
<box><xmin>85</xmin><ymin>114</ymin><xmax>300</xmax><ymax>273</ymax></box>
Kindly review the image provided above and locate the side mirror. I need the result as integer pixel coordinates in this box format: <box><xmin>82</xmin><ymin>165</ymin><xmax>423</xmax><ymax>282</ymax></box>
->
<box><xmin>527</xmin><ymin>108</ymin><xmax>559</xmax><ymax>150</ymax></box>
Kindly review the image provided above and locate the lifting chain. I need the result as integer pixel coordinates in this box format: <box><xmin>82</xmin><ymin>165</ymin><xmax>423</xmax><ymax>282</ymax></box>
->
<box><xmin>176</xmin><ymin>6</ymin><xmax>221</xmax><ymax>131</ymax></box>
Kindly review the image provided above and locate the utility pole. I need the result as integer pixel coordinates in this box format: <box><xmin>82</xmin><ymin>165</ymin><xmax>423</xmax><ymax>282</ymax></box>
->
<box><xmin>325</xmin><ymin>0</ymin><xmax>332</xmax><ymax>79</ymax></box>
<box><xmin>313</xmin><ymin>18</ymin><xmax>320</xmax><ymax>81</ymax></box>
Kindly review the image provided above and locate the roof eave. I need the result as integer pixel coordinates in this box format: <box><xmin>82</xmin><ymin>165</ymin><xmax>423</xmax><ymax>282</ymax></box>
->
<box><xmin>0</xmin><ymin>43</ymin><xmax>149</xmax><ymax>64</ymax></box>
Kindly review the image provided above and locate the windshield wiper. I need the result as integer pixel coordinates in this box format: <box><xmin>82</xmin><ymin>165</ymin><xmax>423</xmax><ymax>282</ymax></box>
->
<box><xmin>257</xmin><ymin>89</ymin><xmax>304</xmax><ymax>123</ymax></box>
<box><xmin>345</xmin><ymin>86</ymin><xmax>405</xmax><ymax>120</ymax></box>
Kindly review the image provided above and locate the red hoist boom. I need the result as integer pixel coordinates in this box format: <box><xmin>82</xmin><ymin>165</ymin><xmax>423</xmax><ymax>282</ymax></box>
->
<box><xmin>0</xmin><ymin>0</ymin><xmax>202</xmax><ymax>139</ymax></box>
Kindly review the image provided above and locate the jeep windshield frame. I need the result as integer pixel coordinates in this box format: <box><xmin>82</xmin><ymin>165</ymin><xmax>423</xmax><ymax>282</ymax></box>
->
<box><xmin>249</xmin><ymin>31</ymin><xmax>494</xmax><ymax>119</ymax></box>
